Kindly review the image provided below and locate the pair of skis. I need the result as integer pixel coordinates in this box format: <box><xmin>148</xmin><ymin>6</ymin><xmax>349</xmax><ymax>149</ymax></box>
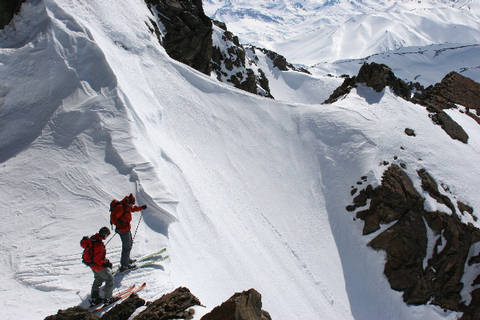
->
<box><xmin>113</xmin><ymin>248</ymin><xmax>168</xmax><ymax>275</ymax></box>
<box><xmin>90</xmin><ymin>282</ymin><xmax>147</xmax><ymax>312</ymax></box>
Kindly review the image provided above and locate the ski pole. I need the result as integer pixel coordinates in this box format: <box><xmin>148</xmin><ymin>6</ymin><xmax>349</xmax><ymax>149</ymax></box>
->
<box><xmin>104</xmin><ymin>232</ymin><xmax>117</xmax><ymax>247</ymax></box>
<box><xmin>132</xmin><ymin>211</ymin><xmax>143</xmax><ymax>245</ymax></box>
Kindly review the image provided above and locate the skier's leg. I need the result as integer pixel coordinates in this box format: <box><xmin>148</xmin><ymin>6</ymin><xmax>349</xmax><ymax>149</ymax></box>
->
<box><xmin>119</xmin><ymin>231</ymin><xmax>132</xmax><ymax>267</ymax></box>
<box><xmin>91</xmin><ymin>269</ymin><xmax>103</xmax><ymax>300</ymax></box>
<box><xmin>98</xmin><ymin>268</ymin><xmax>114</xmax><ymax>299</ymax></box>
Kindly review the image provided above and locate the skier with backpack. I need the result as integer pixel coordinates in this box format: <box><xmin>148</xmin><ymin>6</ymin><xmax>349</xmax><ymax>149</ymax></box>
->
<box><xmin>80</xmin><ymin>226</ymin><xmax>115</xmax><ymax>305</ymax></box>
<box><xmin>110</xmin><ymin>193</ymin><xmax>147</xmax><ymax>272</ymax></box>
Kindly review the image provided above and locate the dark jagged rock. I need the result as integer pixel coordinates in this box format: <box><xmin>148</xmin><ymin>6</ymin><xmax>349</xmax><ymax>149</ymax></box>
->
<box><xmin>145</xmin><ymin>0</ymin><xmax>213</xmax><ymax>75</ymax></box>
<box><xmin>418</xmin><ymin>168</ymin><xmax>456</xmax><ymax>214</ymax></box>
<box><xmin>102</xmin><ymin>294</ymin><xmax>145</xmax><ymax>320</ymax></box>
<box><xmin>412</xmin><ymin>72</ymin><xmax>480</xmax><ymax>144</ymax></box>
<box><xmin>458</xmin><ymin>201</ymin><xmax>477</xmax><ymax>221</ymax></box>
<box><xmin>416</xmin><ymin>72</ymin><xmax>480</xmax><ymax>113</ymax></box>
<box><xmin>323</xmin><ymin>76</ymin><xmax>357</xmax><ymax>103</ymax></box>
<box><xmin>255</xmin><ymin>47</ymin><xmax>311</xmax><ymax>74</ymax></box>
<box><xmin>347</xmin><ymin>164</ymin><xmax>480</xmax><ymax>313</ymax></box>
<box><xmin>209</xmin><ymin>25</ymin><xmax>274</xmax><ymax>98</ymax></box>
<box><xmin>404</xmin><ymin>128</ymin><xmax>416</xmax><ymax>136</ymax></box>
<box><xmin>461</xmin><ymin>288</ymin><xmax>480</xmax><ymax>320</ymax></box>
<box><xmin>0</xmin><ymin>0</ymin><xmax>25</xmax><ymax>29</ymax></box>
<box><xmin>356</xmin><ymin>63</ymin><xmax>411</xmax><ymax>99</ymax></box>
<box><xmin>324</xmin><ymin>64</ymin><xmax>477</xmax><ymax>145</ymax></box>
<box><xmin>134</xmin><ymin>287</ymin><xmax>201</xmax><ymax>320</ymax></box>
<box><xmin>430</xmin><ymin>111</ymin><xmax>468</xmax><ymax>143</ymax></box>
<box><xmin>201</xmin><ymin>289</ymin><xmax>271</xmax><ymax>320</ymax></box>
<box><xmin>324</xmin><ymin>63</ymin><xmax>411</xmax><ymax>103</ymax></box>
<box><xmin>43</xmin><ymin>306</ymin><xmax>97</xmax><ymax>320</ymax></box>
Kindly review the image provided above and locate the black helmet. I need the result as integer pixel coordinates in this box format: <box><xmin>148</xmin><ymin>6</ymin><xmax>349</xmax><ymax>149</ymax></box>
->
<box><xmin>99</xmin><ymin>226</ymin><xmax>110</xmax><ymax>238</ymax></box>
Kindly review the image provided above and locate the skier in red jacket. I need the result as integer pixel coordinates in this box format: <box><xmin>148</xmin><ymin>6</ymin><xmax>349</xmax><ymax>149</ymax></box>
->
<box><xmin>86</xmin><ymin>227</ymin><xmax>114</xmax><ymax>305</ymax></box>
<box><xmin>110</xmin><ymin>193</ymin><xmax>147</xmax><ymax>271</ymax></box>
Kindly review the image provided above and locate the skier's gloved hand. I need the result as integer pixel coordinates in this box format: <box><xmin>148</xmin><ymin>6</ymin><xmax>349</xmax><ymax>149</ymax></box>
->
<box><xmin>141</xmin><ymin>205</ymin><xmax>147</xmax><ymax>210</ymax></box>
<box><xmin>103</xmin><ymin>261</ymin><xmax>113</xmax><ymax>269</ymax></box>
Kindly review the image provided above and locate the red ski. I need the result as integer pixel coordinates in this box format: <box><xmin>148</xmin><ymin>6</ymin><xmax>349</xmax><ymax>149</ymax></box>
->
<box><xmin>92</xmin><ymin>282</ymin><xmax>146</xmax><ymax>312</ymax></box>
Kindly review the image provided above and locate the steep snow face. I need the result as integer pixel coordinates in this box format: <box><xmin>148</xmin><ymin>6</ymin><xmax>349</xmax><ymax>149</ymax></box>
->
<box><xmin>1</xmin><ymin>1</ymin><xmax>480</xmax><ymax>320</ymax></box>
<box><xmin>204</xmin><ymin>0</ymin><xmax>480</xmax><ymax>64</ymax></box>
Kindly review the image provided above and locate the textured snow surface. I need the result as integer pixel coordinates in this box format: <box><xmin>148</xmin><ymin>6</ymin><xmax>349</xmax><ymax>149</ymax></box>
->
<box><xmin>0</xmin><ymin>1</ymin><xmax>479</xmax><ymax>320</ymax></box>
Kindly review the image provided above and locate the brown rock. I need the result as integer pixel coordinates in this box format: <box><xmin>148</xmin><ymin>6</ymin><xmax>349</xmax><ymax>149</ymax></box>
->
<box><xmin>201</xmin><ymin>289</ymin><xmax>271</xmax><ymax>320</ymax></box>
<box><xmin>347</xmin><ymin>164</ymin><xmax>480</xmax><ymax>313</ymax></box>
<box><xmin>43</xmin><ymin>306</ymin><xmax>97</xmax><ymax>320</ymax></box>
<box><xmin>145</xmin><ymin>0</ymin><xmax>213</xmax><ymax>75</ymax></box>
<box><xmin>102</xmin><ymin>294</ymin><xmax>145</xmax><ymax>320</ymax></box>
<box><xmin>134</xmin><ymin>287</ymin><xmax>201</xmax><ymax>320</ymax></box>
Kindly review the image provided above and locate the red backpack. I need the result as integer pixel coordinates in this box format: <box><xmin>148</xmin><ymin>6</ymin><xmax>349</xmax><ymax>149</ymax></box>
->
<box><xmin>109</xmin><ymin>199</ymin><xmax>125</xmax><ymax>227</ymax></box>
<box><xmin>80</xmin><ymin>236</ymin><xmax>98</xmax><ymax>266</ymax></box>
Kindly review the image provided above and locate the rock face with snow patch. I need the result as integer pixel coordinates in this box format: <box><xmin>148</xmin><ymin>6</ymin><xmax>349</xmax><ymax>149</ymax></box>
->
<box><xmin>134</xmin><ymin>287</ymin><xmax>200</xmax><ymax>320</ymax></box>
<box><xmin>145</xmin><ymin>0</ymin><xmax>213</xmax><ymax>75</ymax></box>
<box><xmin>210</xmin><ymin>22</ymin><xmax>273</xmax><ymax>98</ymax></box>
<box><xmin>412</xmin><ymin>71</ymin><xmax>480</xmax><ymax>143</ymax></box>
<box><xmin>201</xmin><ymin>289</ymin><xmax>271</xmax><ymax>320</ymax></box>
<box><xmin>347</xmin><ymin>164</ymin><xmax>480</xmax><ymax>316</ymax></box>
<box><xmin>324</xmin><ymin>63</ymin><xmax>479</xmax><ymax>144</ymax></box>
<box><xmin>0</xmin><ymin>0</ymin><xmax>25</xmax><ymax>29</ymax></box>
<box><xmin>324</xmin><ymin>62</ymin><xmax>411</xmax><ymax>103</ymax></box>
<box><xmin>144</xmin><ymin>0</ymin><xmax>305</xmax><ymax>98</ymax></box>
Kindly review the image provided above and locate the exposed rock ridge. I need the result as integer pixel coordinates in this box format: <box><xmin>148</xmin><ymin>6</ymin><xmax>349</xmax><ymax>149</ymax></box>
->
<box><xmin>201</xmin><ymin>289</ymin><xmax>272</xmax><ymax>320</ymax></box>
<box><xmin>412</xmin><ymin>71</ymin><xmax>480</xmax><ymax>143</ymax></box>
<box><xmin>324</xmin><ymin>63</ymin><xmax>479</xmax><ymax>144</ymax></box>
<box><xmin>347</xmin><ymin>164</ymin><xmax>480</xmax><ymax>318</ymax></box>
<box><xmin>145</xmin><ymin>0</ymin><xmax>213</xmax><ymax>75</ymax></box>
<box><xmin>0</xmin><ymin>0</ymin><xmax>25</xmax><ymax>29</ymax></box>
<box><xmin>144</xmin><ymin>1</ymin><xmax>306</xmax><ymax>99</ymax></box>
<box><xmin>45</xmin><ymin>287</ymin><xmax>271</xmax><ymax>320</ymax></box>
<box><xmin>252</xmin><ymin>47</ymin><xmax>311</xmax><ymax>75</ymax></box>
<box><xmin>210</xmin><ymin>21</ymin><xmax>273</xmax><ymax>98</ymax></box>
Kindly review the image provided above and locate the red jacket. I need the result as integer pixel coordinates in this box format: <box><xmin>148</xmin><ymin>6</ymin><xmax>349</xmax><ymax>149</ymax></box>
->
<box><xmin>90</xmin><ymin>233</ymin><xmax>108</xmax><ymax>271</ymax></box>
<box><xmin>111</xmin><ymin>199</ymin><xmax>143</xmax><ymax>233</ymax></box>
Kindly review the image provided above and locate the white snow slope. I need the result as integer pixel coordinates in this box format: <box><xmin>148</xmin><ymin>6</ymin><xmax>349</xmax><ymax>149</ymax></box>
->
<box><xmin>0</xmin><ymin>1</ymin><xmax>479</xmax><ymax>320</ymax></box>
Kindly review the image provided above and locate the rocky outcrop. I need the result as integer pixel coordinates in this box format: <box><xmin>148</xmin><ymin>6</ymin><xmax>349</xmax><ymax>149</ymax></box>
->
<box><xmin>253</xmin><ymin>47</ymin><xmax>310</xmax><ymax>74</ymax></box>
<box><xmin>145</xmin><ymin>0</ymin><xmax>213</xmax><ymax>75</ymax></box>
<box><xmin>201</xmin><ymin>289</ymin><xmax>271</xmax><ymax>320</ymax></box>
<box><xmin>144</xmin><ymin>1</ymin><xmax>305</xmax><ymax>99</ymax></box>
<box><xmin>414</xmin><ymin>72</ymin><xmax>480</xmax><ymax>113</ymax></box>
<box><xmin>0</xmin><ymin>0</ymin><xmax>25</xmax><ymax>29</ymax></box>
<box><xmin>101</xmin><ymin>294</ymin><xmax>145</xmax><ymax>320</ymax></box>
<box><xmin>44</xmin><ymin>306</ymin><xmax>98</xmax><ymax>320</ymax></box>
<box><xmin>210</xmin><ymin>23</ymin><xmax>273</xmax><ymax>98</ymax></box>
<box><xmin>324</xmin><ymin>64</ymin><xmax>479</xmax><ymax>144</ymax></box>
<box><xmin>324</xmin><ymin>63</ymin><xmax>411</xmax><ymax>103</ymax></box>
<box><xmin>134</xmin><ymin>287</ymin><xmax>200</xmax><ymax>320</ymax></box>
<box><xmin>355</xmin><ymin>63</ymin><xmax>411</xmax><ymax>99</ymax></box>
<box><xmin>411</xmin><ymin>72</ymin><xmax>480</xmax><ymax>144</ymax></box>
<box><xmin>44</xmin><ymin>287</ymin><xmax>271</xmax><ymax>320</ymax></box>
<box><xmin>347</xmin><ymin>164</ymin><xmax>480</xmax><ymax>315</ymax></box>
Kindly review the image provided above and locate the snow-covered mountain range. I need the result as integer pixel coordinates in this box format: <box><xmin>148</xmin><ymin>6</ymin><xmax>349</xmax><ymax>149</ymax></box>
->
<box><xmin>205</xmin><ymin>0</ymin><xmax>480</xmax><ymax>64</ymax></box>
<box><xmin>1</xmin><ymin>1</ymin><xmax>479</xmax><ymax>320</ymax></box>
